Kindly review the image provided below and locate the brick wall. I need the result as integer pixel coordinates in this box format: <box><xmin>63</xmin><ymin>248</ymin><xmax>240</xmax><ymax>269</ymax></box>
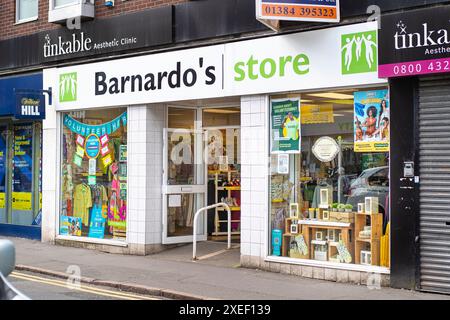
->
<box><xmin>0</xmin><ymin>0</ymin><xmax>187</xmax><ymax>41</ymax></box>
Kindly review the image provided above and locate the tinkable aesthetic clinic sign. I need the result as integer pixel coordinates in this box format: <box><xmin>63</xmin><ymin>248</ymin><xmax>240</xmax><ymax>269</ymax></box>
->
<box><xmin>0</xmin><ymin>6</ymin><xmax>172</xmax><ymax>71</ymax></box>
<box><xmin>379</xmin><ymin>5</ymin><xmax>450</xmax><ymax>78</ymax></box>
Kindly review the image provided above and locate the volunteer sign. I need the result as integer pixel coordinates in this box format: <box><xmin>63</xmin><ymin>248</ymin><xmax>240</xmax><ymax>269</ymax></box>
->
<box><xmin>256</xmin><ymin>0</ymin><xmax>340</xmax><ymax>23</ymax></box>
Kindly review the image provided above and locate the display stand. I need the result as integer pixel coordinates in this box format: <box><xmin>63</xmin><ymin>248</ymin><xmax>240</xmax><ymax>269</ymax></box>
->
<box><xmin>354</xmin><ymin>212</ymin><xmax>383</xmax><ymax>266</ymax></box>
<box><xmin>282</xmin><ymin>218</ymin><xmax>355</xmax><ymax>263</ymax></box>
<box><xmin>211</xmin><ymin>170</ymin><xmax>241</xmax><ymax>239</ymax></box>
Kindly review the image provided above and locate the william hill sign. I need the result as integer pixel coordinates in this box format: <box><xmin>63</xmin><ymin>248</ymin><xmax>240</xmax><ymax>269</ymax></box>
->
<box><xmin>15</xmin><ymin>94</ymin><xmax>46</xmax><ymax>120</ymax></box>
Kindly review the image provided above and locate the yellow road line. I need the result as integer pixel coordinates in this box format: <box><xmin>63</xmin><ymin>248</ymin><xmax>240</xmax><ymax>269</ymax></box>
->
<box><xmin>13</xmin><ymin>272</ymin><xmax>158</xmax><ymax>300</ymax></box>
<box><xmin>10</xmin><ymin>272</ymin><xmax>159</xmax><ymax>300</ymax></box>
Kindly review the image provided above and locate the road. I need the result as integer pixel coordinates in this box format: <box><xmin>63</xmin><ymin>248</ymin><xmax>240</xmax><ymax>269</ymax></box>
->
<box><xmin>7</xmin><ymin>271</ymin><xmax>163</xmax><ymax>300</ymax></box>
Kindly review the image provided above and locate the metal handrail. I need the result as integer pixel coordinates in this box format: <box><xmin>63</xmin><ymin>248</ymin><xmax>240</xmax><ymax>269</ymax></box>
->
<box><xmin>193</xmin><ymin>203</ymin><xmax>231</xmax><ymax>261</ymax></box>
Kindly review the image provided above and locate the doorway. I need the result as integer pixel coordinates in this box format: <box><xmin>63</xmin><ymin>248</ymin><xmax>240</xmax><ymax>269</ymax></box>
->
<box><xmin>162</xmin><ymin>102</ymin><xmax>241</xmax><ymax>247</ymax></box>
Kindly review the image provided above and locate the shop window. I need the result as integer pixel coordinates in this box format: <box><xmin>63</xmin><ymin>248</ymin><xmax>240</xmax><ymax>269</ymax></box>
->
<box><xmin>269</xmin><ymin>88</ymin><xmax>390</xmax><ymax>269</ymax></box>
<box><xmin>60</xmin><ymin>108</ymin><xmax>128</xmax><ymax>241</ymax></box>
<box><xmin>16</xmin><ymin>0</ymin><xmax>38</xmax><ymax>23</ymax></box>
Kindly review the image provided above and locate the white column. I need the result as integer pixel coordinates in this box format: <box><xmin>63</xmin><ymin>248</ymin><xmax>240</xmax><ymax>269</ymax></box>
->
<box><xmin>127</xmin><ymin>104</ymin><xmax>165</xmax><ymax>254</ymax></box>
<box><xmin>240</xmin><ymin>95</ymin><xmax>269</xmax><ymax>266</ymax></box>
<box><xmin>41</xmin><ymin>72</ymin><xmax>59</xmax><ymax>243</ymax></box>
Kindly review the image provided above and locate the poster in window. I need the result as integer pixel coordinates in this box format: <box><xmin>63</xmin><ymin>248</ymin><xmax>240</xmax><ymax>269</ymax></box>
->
<box><xmin>354</xmin><ymin>90</ymin><xmax>390</xmax><ymax>153</ymax></box>
<box><xmin>271</xmin><ymin>98</ymin><xmax>301</xmax><ymax>154</ymax></box>
<box><xmin>0</xmin><ymin>126</ymin><xmax>7</xmax><ymax>209</ymax></box>
<box><xmin>12</xmin><ymin>124</ymin><xmax>33</xmax><ymax>211</ymax></box>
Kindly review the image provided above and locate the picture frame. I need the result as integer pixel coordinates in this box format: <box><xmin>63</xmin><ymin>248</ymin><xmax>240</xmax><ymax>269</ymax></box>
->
<box><xmin>319</xmin><ymin>188</ymin><xmax>329</xmax><ymax>208</ymax></box>
<box><xmin>365</xmin><ymin>197</ymin><xmax>379</xmax><ymax>214</ymax></box>
<box><xmin>327</xmin><ymin>229</ymin><xmax>335</xmax><ymax>242</ymax></box>
<box><xmin>290</xmin><ymin>203</ymin><xmax>299</xmax><ymax>219</ymax></box>
<box><xmin>315</xmin><ymin>231</ymin><xmax>324</xmax><ymax>241</ymax></box>
<box><xmin>361</xmin><ymin>250</ymin><xmax>372</xmax><ymax>265</ymax></box>
<box><xmin>290</xmin><ymin>224</ymin><xmax>299</xmax><ymax>235</ymax></box>
<box><xmin>338</xmin><ymin>233</ymin><xmax>343</xmax><ymax>242</ymax></box>
<box><xmin>322</xmin><ymin>210</ymin><xmax>330</xmax><ymax>221</ymax></box>
<box><xmin>358</xmin><ymin>203</ymin><xmax>365</xmax><ymax>214</ymax></box>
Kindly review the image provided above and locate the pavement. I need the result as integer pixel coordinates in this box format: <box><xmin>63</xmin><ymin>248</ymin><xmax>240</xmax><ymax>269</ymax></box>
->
<box><xmin>4</xmin><ymin>236</ymin><xmax>450</xmax><ymax>300</ymax></box>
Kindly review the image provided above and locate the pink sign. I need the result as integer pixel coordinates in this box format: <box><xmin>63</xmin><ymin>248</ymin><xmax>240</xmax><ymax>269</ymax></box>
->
<box><xmin>379</xmin><ymin>57</ymin><xmax>450</xmax><ymax>78</ymax></box>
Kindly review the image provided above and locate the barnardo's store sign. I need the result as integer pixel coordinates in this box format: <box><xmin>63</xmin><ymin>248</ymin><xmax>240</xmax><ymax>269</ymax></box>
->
<box><xmin>379</xmin><ymin>6</ymin><xmax>450</xmax><ymax>78</ymax></box>
<box><xmin>44</xmin><ymin>22</ymin><xmax>385</xmax><ymax>111</ymax></box>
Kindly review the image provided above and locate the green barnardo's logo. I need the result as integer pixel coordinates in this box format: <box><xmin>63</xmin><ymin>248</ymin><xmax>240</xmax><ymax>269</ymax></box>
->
<box><xmin>59</xmin><ymin>72</ymin><xmax>77</xmax><ymax>102</ymax></box>
<box><xmin>341</xmin><ymin>31</ymin><xmax>378</xmax><ymax>75</ymax></box>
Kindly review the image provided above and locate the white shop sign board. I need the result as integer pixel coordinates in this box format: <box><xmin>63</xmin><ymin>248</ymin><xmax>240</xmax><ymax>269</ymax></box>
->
<box><xmin>44</xmin><ymin>22</ymin><xmax>385</xmax><ymax>111</ymax></box>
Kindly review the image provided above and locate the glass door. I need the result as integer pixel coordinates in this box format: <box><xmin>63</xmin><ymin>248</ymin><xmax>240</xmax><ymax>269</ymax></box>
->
<box><xmin>162</xmin><ymin>107</ymin><xmax>207</xmax><ymax>244</ymax></box>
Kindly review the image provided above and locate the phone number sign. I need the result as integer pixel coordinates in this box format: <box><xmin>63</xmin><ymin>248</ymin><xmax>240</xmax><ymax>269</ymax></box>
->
<box><xmin>257</xmin><ymin>0</ymin><xmax>340</xmax><ymax>23</ymax></box>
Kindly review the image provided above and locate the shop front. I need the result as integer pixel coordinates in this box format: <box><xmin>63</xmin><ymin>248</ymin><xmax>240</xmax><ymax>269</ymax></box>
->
<box><xmin>379</xmin><ymin>4</ymin><xmax>450</xmax><ymax>292</ymax></box>
<box><xmin>0</xmin><ymin>73</ymin><xmax>44</xmax><ymax>240</ymax></box>
<box><xmin>43</xmin><ymin>21</ymin><xmax>391</xmax><ymax>284</ymax></box>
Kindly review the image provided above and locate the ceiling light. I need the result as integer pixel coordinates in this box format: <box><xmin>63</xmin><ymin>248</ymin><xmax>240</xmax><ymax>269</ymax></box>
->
<box><xmin>307</xmin><ymin>93</ymin><xmax>354</xmax><ymax>100</ymax></box>
<box><xmin>203</xmin><ymin>109</ymin><xmax>240</xmax><ymax>114</ymax></box>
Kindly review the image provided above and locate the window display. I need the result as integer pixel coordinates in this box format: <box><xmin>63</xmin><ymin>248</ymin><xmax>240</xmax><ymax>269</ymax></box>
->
<box><xmin>60</xmin><ymin>108</ymin><xmax>127</xmax><ymax>241</ymax></box>
<box><xmin>269</xmin><ymin>88</ymin><xmax>390</xmax><ymax>268</ymax></box>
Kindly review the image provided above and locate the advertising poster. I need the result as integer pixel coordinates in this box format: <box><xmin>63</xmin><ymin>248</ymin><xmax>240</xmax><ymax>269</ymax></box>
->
<box><xmin>301</xmin><ymin>104</ymin><xmax>334</xmax><ymax>125</ymax></box>
<box><xmin>0</xmin><ymin>126</ymin><xmax>7</xmax><ymax>209</ymax></box>
<box><xmin>88</xmin><ymin>206</ymin><xmax>106</xmax><ymax>239</ymax></box>
<box><xmin>354</xmin><ymin>90</ymin><xmax>390</xmax><ymax>153</ymax></box>
<box><xmin>271</xmin><ymin>98</ymin><xmax>301</xmax><ymax>154</ymax></box>
<box><xmin>12</xmin><ymin>124</ymin><xmax>33</xmax><ymax>211</ymax></box>
<box><xmin>60</xmin><ymin>216</ymin><xmax>82</xmax><ymax>236</ymax></box>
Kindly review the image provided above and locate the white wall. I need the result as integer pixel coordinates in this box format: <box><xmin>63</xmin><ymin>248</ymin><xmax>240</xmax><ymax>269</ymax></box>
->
<box><xmin>42</xmin><ymin>91</ymin><xmax>59</xmax><ymax>243</ymax></box>
<box><xmin>127</xmin><ymin>105</ymin><xmax>165</xmax><ymax>249</ymax></box>
<box><xmin>240</xmin><ymin>95</ymin><xmax>269</xmax><ymax>262</ymax></box>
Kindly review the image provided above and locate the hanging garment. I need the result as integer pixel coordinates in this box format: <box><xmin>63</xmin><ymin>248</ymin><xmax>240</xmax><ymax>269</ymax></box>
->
<box><xmin>73</xmin><ymin>184</ymin><xmax>92</xmax><ymax>226</ymax></box>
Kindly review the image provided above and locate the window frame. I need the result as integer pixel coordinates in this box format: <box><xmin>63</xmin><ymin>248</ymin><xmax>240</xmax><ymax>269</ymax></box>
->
<box><xmin>52</xmin><ymin>0</ymin><xmax>79</xmax><ymax>10</ymax></box>
<box><xmin>15</xmin><ymin>0</ymin><xmax>39</xmax><ymax>24</ymax></box>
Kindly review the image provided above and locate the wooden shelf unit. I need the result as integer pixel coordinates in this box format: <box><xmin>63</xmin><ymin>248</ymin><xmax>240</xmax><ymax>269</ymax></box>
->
<box><xmin>211</xmin><ymin>170</ymin><xmax>241</xmax><ymax>237</ymax></box>
<box><xmin>354</xmin><ymin>212</ymin><xmax>383</xmax><ymax>266</ymax></box>
<box><xmin>281</xmin><ymin>218</ymin><xmax>355</xmax><ymax>263</ymax></box>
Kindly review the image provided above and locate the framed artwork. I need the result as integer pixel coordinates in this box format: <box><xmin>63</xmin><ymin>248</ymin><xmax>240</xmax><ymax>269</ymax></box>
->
<box><xmin>315</xmin><ymin>231</ymin><xmax>324</xmax><ymax>241</ymax></box>
<box><xmin>319</xmin><ymin>188</ymin><xmax>329</xmax><ymax>208</ymax></box>
<box><xmin>323</xmin><ymin>210</ymin><xmax>330</xmax><ymax>221</ymax></box>
<box><xmin>290</xmin><ymin>224</ymin><xmax>299</xmax><ymax>235</ymax></box>
<box><xmin>290</xmin><ymin>203</ymin><xmax>299</xmax><ymax>219</ymax></box>
<box><xmin>358</xmin><ymin>203</ymin><xmax>365</xmax><ymax>214</ymax></box>
<box><xmin>365</xmin><ymin>197</ymin><xmax>379</xmax><ymax>214</ymax></box>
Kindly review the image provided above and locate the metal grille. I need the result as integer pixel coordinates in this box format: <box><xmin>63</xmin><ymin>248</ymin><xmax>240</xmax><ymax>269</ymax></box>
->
<box><xmin>419</xmin><ymin>77</ymin><xmax>450</xmax><ymax>293</ymax></box>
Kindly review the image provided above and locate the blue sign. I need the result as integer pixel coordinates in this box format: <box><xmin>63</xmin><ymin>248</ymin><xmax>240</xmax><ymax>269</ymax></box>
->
<box><xmin>15</xmin><ymin>93</ymin><xmax>46</xmax><ymax>120</ymax></box>
<box><xmin>88</xmin><ymin>205</ymin><xmax>106</xmax><ymax>239</ymax></box>
<box><xmin>85</xmin><ymin>134</ymin><xmax>101</xmax><ymax>159</ymax></box>
<box><xmin>272</xmin><ymin>229</ymin><xmax>283</xmax><ymax>256</ymax></box>
<box><xmin>0</xmin><ymin>73</ymin><xmax>42</xmax><ymax>117</ymax></box>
